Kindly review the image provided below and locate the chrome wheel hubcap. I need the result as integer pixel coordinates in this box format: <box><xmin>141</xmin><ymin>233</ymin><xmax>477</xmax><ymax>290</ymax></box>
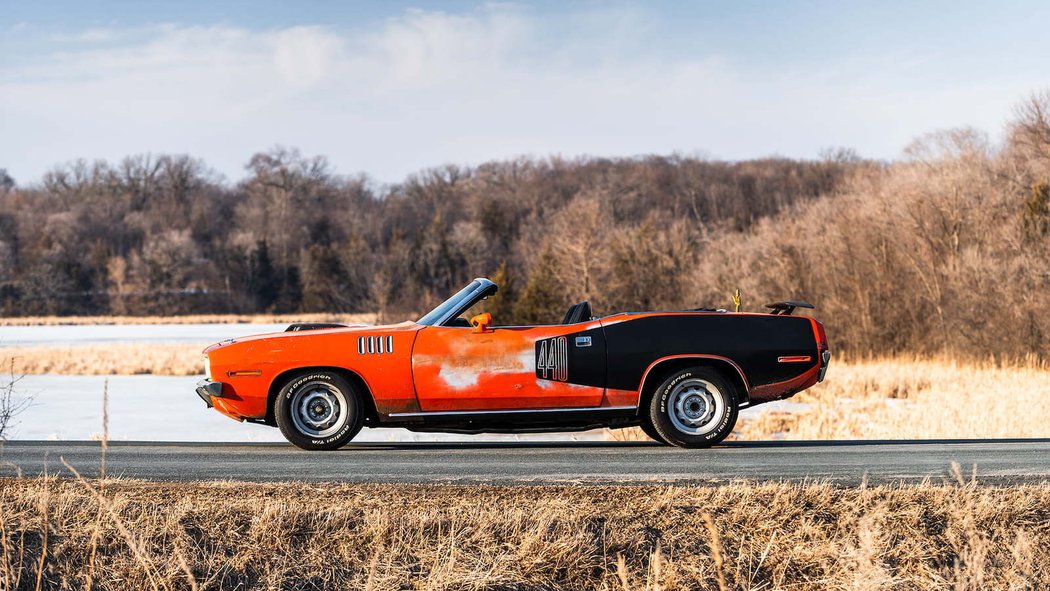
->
<box><xmin>667</xmin><ymin>378</ymin><xmax>725</xmax><ymax>435</ymax></box>
<box><xmin>290</xmin><ymin>381</ymin><xmax>348</xmax><ymax>438</ymax></box>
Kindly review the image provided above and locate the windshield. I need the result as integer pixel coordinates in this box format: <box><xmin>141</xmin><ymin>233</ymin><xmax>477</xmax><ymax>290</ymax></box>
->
<box><xmin>417</xmin><ymin>280</ymin><xmax>481</xmax><ymax>326</ymax></box>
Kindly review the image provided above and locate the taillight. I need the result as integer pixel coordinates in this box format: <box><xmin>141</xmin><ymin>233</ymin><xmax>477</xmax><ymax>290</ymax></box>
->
<box><xmin>809</xmin><ymin>319</ymin><xmax>828</xmax><ymax>349</ymax></box>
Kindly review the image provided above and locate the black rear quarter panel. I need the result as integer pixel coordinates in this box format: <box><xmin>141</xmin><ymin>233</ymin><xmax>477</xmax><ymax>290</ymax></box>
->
<box><xmin>601</xmin><ymin>314</ymin><xmax>818</xmax><ymax>392</ymax></box>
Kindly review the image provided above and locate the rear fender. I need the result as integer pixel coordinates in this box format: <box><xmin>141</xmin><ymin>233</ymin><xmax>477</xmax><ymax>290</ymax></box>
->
<box><xmin>637</xmin><ymin>354</ymin><xmax>751</xmax><ymax>410</ymax></box>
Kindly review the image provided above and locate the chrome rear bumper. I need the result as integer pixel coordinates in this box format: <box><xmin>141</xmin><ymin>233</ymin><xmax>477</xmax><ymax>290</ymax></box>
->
<box><xmin>818</xmin><ymin>350</ymin><xmax>831</xmax><ymax>382</ymax></box>
<box><xmin>195</xmin><ymin>379</ymin><xmax>224</xmax><ymax>408</ymax></box>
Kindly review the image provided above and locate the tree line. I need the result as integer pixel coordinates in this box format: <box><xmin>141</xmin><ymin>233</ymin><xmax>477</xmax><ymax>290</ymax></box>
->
<box><xmin>0</xmin><ymin>151</ymin><xmax>847</xmax><ymax>318</ymax></box>
<box><xmin>1</xmin><ymin>90</ymin><xmax>1048</xmax><ymax>359</ymax></box>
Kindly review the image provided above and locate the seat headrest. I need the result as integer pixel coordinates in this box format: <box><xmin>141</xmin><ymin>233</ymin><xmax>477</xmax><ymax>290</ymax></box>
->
<box><xmin>562</xmin><ymin>301</ymin><xmax>592</xmax><ymax>324</ymax></box>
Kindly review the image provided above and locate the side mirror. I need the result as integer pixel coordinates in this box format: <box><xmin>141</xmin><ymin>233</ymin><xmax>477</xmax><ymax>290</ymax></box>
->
<box><xmin>470</xmin><ymin>312</ymin><xmax>493</xmax><ymax>333</ymax></box>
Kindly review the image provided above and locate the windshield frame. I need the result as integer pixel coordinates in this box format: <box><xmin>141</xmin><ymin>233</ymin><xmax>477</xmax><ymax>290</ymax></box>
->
<box><xmin>416</xmin><ymin>278</ymin><xmax>498</xmax><ymax>326</ymax></box>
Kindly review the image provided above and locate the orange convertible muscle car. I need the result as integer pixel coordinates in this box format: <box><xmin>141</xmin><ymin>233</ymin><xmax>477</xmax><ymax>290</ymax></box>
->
<box><xmin>195</xmin><ymin>278</ymin><xmax>830</xmax><ymax>450</ymax></box>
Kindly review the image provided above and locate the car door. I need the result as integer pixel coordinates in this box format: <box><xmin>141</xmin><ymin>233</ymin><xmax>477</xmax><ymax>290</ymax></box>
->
<box><xmin>411</xmin><ymin>321</ymin><xmax>607</xmax><ymax>412</ymax></box>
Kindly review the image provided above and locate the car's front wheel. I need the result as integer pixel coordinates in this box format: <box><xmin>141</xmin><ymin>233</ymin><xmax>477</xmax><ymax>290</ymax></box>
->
<box><xmin>274</xmin><ymin>371</ymin><xmax>363</xmax><ymax>450</ymax></box>
<box><xmin>639</xmin><ymin>420</ymin><xmax>669</xmax><ymax>445</ymax></box>
<box><xmin>648</xmin><ymin>366</ymin><xmax>738</xmax><ymax>448</ymax></box>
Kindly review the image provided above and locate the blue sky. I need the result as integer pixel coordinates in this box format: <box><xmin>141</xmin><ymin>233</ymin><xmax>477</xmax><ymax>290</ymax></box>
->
<box><xmin>2</xmin><ymin>1</ymin><xmax>1048</xmax><ymax>184</ymax></box>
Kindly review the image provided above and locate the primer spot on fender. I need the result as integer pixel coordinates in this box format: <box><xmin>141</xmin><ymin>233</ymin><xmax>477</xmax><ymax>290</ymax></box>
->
<box><xmin>517</xmin><ymin>350</ymin><xmax>535</xmax><ymax>372</ymax></box>
<box><xmin>438</xmin><ymin>365</ymin><xmax>480</xmax><ymax>388</ymax></box>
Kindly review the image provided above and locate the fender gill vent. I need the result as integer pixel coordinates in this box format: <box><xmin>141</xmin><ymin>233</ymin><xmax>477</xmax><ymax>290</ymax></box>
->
<box><xmin>358</xmin><ymin>335</ymin><xmax>394</xmax><ymax>355</ymax></box>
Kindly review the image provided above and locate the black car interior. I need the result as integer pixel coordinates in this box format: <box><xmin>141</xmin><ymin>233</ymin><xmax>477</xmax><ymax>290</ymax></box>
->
<box><xmin>446</xmin><ymin>300</ymin><xmax>594</xmax><ymax>327</ymax></box>
<box><xmin>562</xmin><ymin>301</ymin><xmax>592</xmax><ymax>324</ymax></box>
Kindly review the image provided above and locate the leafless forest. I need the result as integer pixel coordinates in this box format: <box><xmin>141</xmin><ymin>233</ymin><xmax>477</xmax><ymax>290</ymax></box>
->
<box><xmin>1</xmin><ymin>91</ymin><xmax>1048</xmax><ymax>359</ymax></box>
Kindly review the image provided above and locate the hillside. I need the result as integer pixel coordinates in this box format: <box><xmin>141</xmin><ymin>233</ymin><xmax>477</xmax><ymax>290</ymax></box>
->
<box><xmin>1</xmin><ymin>91</ymin><xmax>1048</xmax><ymax>359</ymax></box>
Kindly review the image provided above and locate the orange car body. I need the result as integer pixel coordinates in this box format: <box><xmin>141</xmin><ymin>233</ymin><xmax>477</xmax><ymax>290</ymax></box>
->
<box><xmin>197</xmin><ymin>279</ymin><xmax>829</xmax><ymax>435</ymax></box>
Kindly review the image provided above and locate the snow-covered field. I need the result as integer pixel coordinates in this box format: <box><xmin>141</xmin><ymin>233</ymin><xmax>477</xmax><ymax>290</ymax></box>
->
<box><xmin>6</xmin><ymin>372</ymin><xmax>800</xmax><ymax>443</ymax></box>
<box><xmin>9</xmin><ymin>375</ymin><xmax>280</xmax><ymax>442</ymax></box>
<box><xmin>6</xmin><ymin>374</ymin><xmax>609</xmax><ymax>443</ymax></box>
<box><xmin>1</xmin><ymin>323</ymin><xmax>801</xmax><ymax>443</ymax></box>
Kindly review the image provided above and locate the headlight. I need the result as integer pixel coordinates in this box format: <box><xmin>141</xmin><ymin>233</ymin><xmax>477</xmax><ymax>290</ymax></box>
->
<box><xmin>203</xmin><ymin>355</ymin><xmax>211</xmax><ymax>380</ymax></box>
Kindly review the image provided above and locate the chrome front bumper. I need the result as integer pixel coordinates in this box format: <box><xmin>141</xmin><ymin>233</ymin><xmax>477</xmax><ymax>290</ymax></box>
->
<box><xmin>818</xmin><ymin>350</ymin><xmax>831</xmax><ymax>382</ymax></box>
<box><xmin>195</xmin><ymin>379</ymin><xmax>224</xmax><ymax>408</ymax></box>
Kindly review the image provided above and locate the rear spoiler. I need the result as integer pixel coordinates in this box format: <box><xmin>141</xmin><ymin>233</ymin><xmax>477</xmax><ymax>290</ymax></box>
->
<box><xmin>765</xmin><ymin>301</ymin><xmax>814</xmax><ymax>316</ymax></box>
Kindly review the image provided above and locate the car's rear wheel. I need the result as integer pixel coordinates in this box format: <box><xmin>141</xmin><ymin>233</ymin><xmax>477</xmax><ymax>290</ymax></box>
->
<box><xmin>648</xmin><ymin>366</ymin><xmax>738</xmax><ymax>448</ymax></box>
<box><xmin>275</xmin><ymin>371</ymin><xmax>362</xmax><ymax>450</ymax></box>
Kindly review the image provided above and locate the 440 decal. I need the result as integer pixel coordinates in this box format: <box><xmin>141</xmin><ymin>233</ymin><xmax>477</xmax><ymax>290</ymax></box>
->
<box><xmin>535</xmin><ymin>336</ymin><xmax>569</xmax><ymax>382</ymax></box>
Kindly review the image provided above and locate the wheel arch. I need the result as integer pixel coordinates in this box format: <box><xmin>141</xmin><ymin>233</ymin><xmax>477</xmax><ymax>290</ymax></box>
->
<box><xmin>266</xmin><ymin>366</ymin><xmax>379</xmax><ymax>427</ymax></box>
<box><xmin>637</xmin><ymin>355</ymin><xmax>751</xmax><ymax>411</ymax></box>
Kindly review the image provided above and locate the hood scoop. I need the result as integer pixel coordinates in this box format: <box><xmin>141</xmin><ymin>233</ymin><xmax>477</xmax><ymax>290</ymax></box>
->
<box><xmin>285</xmin><ymin>323</ymin><xmax>347</xmax><ymax>332</ymax></box>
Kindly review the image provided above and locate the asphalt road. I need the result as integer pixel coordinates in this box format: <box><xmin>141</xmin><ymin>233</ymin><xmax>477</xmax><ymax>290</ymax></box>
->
<box><xmin>2</xmin><ymin>439</ymin><xmax>1048</xmax><ymax>485</ymax></box>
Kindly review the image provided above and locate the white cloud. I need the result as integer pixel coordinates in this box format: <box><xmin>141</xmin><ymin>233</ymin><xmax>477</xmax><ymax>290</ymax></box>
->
<box><xmin>49</xmin><ymin>28</ymin><xmax>118</xmax><ymax>43</ymax></box>
<box><xmin>0</xmin><ymin>6</ymin><xmax>1039</xmax><ymax>184</ymax></box>
<box><xmin>272</xmin><ymin>26</ymin><xmax>343</xmax><ymax>87</ymax></box>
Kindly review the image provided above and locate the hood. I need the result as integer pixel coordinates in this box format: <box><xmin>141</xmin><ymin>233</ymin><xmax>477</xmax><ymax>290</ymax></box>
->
<box><xmin>203</xmin><ymin>321</ymin><xmax>417</xmax><ymax>354</ymax></box>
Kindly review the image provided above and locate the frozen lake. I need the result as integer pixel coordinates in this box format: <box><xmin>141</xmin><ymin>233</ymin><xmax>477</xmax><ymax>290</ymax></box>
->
<box><xmin>0</xmin><ymin>323</ymin><xmax>288</xmax><ymax>347</ymax></box>
<box><xmin>3</xmin><ymin>374</ymin><xmax>610</xmax><ymax>443</ymax></box>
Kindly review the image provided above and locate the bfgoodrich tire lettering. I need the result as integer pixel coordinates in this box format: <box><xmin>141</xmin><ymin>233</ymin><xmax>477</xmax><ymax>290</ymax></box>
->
<box><xmin>275</xmin><ymin>371</ymin><xmax>363</xmax><ymax>451</ymax></box>
<box><xmin>648</xmin><ymin>366</ymin><xmax>738</xmax><ymax>449</ymax></box>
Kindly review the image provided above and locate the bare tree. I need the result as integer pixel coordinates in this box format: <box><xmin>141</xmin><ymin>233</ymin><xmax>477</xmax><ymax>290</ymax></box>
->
<box><xmin>0</xmin><ymin>169</ymin><xmax>14</xmax><ymax>193</ymax></box>
<box><xmin>544</xmin><ymin>195</ymin><xmax>613</xmax><ymax>305</ymax></box>
<box><xmin>1009</xmin><ymin>90</ymin><xmax>1050</xmax><ymax>165</ymax></box>
<box><xmin>0</xmin><ymin>358</ymin><xmax>28</xmax><ymax>440</ymax></box>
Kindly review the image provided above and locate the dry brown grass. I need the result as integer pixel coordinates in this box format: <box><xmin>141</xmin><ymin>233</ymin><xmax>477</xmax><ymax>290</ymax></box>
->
<box><xmin>736</xmin><ymin>356</ymin><xmax>1050</xmax><ymax>441</ymax></box>
<box><xmin>0</xmin><ymin>476</ymin><xmax>1047</xmax><ymax>590</ymax></box>
<box><xmin>612</xmin><ymin>357</ymin><xmax>1050</xmax><ymax>443</ymax></box>
<box><xmin>5</xmin><ymin>344</ymin><xmax>204</xmax><ymax>376</ymax></box>
<box><xmin>0</xmin><ymin>313</ymin><xmax>379</xmax><ymax>327</ymax></box>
